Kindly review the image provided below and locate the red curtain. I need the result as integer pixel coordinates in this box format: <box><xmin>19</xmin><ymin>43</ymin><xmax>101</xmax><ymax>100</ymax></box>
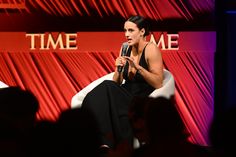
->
<box><xmin>0</xmin><ymin>32</ymin><xmax>215</xmax><ymax>145</ymax></box>
<box><xmin>163</xmin><ymin>50</ymin><xmax>214</xmax><ymax>146</ymax></box>
<box><xmin>0</xmin><ymin>0</ymin><xmax>214</xmax><ymax>31</ymax></box>
<box><xmin>0</xmin><ymin>51</ymin><xmax>117</xmax><ymax>120</ymax></box>
<box><xmin>26</xmin><ymin>0</ymin><xmax>213</xmax><ymax>19</ymax></box>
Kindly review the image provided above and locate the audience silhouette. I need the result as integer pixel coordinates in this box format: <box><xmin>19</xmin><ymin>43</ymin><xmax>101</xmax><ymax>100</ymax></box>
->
<box><xmin>30</xmin><ymin>119</ymin><xmax>58</xmax><ymax>156</ymax></box>
<box><xmin>0</xmin><ymin>86</ymin><xmax>39</xmax><ymax>157</ymax></box>
<box><xmin>1</xmin><ymin>86</ymin><xmax>224</xmax><ymax>157</ymax></box>
<box><xmin>209</xmin><ymin>107</ymin><xmax>236</xmax><ymax>157</ymax></box>
<box><xmin>30</xmin><ymin>106</ymin><xmax>103</xmax><ymax>157</ymax></box>
<box><xmin>128</xmin><ymin>96</ymin><xmax>211</xmax><ymax>157</ymax></box>
<box><xmin>55</xmin><ymin>107</ymin><xmax>101</xmax><ymax>157</ymax></box>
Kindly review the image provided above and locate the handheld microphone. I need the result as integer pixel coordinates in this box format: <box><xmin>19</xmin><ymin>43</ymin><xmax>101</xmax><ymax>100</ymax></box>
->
<box><xmin>118</xmin><ymin>42</ymin><xmax>128</xmax><ymax>73</ymax></box>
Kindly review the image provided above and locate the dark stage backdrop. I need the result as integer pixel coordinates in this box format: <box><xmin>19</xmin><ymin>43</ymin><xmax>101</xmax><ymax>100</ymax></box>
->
<box><xmin>0</xmin><ymin>0</ymin><xmax>215</xmax><ymax>146</ymax></box>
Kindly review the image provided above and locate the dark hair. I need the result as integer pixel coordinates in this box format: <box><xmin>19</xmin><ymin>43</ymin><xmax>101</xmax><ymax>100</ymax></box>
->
<box><xmin>127</xmin><ymin>15</ymin><xmax>150</xmax><ymax>36</ymax></box>
<box><xmin>145</xmin><ymin>97</ymin><xmax>189</xmax><ymax>142</ymax></box>
<box><xmin>0</xmin><ymin>86</ymin><xmax>39</xmax><ymax>116</ymax></box>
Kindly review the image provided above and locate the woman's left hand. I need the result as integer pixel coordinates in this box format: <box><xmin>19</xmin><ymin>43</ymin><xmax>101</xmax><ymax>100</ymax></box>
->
<box><xmin>123</xmin><ymin>56</ymin><xmax>139</xmax><ymax>70</ymax></box>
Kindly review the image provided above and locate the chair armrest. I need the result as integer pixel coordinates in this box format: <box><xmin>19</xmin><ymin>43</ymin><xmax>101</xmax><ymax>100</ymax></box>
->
<box><xmin>149</xmin><ymin>69</ymin><xmax>175</xmax><ymax>98</ymax></box>
<box><xmin>0</xmin><ymin>81</ymin><xmax>8</xmax><ymax>88</ymax></box>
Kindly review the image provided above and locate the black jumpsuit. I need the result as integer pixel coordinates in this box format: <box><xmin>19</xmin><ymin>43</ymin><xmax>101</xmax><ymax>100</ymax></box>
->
<box><xmin>81</xmin><ymin>44</ymin><xmax>154</xmax><ymax>148</ymax></box>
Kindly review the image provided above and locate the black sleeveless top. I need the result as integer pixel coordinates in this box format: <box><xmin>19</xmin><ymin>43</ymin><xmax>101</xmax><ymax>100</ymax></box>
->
<box><xmin>121</xmin><ymin>44</ymin><xmax>155</xmax><ymax>96</ymax></box>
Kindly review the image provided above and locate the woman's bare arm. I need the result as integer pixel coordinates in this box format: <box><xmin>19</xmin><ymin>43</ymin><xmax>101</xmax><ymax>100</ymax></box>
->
<box><xmin>124</xmin><ymin>42</ymin><xmax>163</xmax><ymax>89</ymax></box>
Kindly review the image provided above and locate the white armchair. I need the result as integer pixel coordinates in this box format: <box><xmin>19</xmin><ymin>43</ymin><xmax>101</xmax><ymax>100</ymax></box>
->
<box><xmin>0</xmin><ymin>81</ymin><xmax>8</xmax><ymax>88</ymax></box>
<box><xmin>71</xmin><ymin>69</ymin><xmax>175</xmax><ymax>108</ymax></box>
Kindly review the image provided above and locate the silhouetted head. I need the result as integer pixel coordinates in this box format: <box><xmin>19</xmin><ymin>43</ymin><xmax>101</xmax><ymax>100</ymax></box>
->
<box><xmin>0</xmin><ymin>86</ymin><xmax>39</xmax><ymax>130</ymax></box>
<box><xmin>209</xmin><ymin>107</ymin><xmax>236</xmax><ymax>156</ymax></box>
<box><xmin>56</xmin><ymin>107</ymin><xmax>101</xmax><ymax>156</ymax></box>
<box><xmin>145</xmin><ymin>96</ymin><xmax>188</xmax><ymax>143</ymax></box>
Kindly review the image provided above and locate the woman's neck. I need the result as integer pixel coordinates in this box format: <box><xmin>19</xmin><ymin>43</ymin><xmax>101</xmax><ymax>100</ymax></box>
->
<box><xmin>133</xmin><ymin>40</ymin><xmax>148</xmax><ymax>55</ymax></box>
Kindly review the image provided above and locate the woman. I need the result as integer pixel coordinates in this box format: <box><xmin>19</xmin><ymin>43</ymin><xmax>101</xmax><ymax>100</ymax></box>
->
<box><xmin>81</xmin><ymin>15</ymin><xmax>163</xmax><ymax>150</ymax></box>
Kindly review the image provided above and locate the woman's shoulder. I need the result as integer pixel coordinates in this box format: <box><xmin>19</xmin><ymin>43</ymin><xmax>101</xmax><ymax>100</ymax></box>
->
<box><xmin>145</xmin><ymin>42</ymin><xmax>161</xmax><ymax>55</ymax></box>
<box><xmin>146</xmin><ymin>41</ymin><xmax>158</xmax><ymax>48</ymax></box>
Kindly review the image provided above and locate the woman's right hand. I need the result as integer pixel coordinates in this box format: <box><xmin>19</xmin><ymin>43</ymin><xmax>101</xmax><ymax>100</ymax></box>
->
<box><xmin>113</xmin><ymin>56</ymin><xmax>125</xmax><ymax>84</ymax></box>
<box><xmin>115</xmin><ymin>56</ymin><xmax>126</xmax><ymax>68</ymax></box>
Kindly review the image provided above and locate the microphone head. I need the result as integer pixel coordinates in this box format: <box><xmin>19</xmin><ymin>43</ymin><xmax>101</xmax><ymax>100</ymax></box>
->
<box><xmin>121</xmin><ymin>42</ymin><xmax>129</xmax><ymax>56</ymax></box>
<box><xmin>118</xmin><ymin>42</ymin><xmax>129</xmax><ymax>73</ymax></box>
<box><xmin>122</xmin><ymin>42</ymin><xmax>128</xmax><ymax>47</ymax></box>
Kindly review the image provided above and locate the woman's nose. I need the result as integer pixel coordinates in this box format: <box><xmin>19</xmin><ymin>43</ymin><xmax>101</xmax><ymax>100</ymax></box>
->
<box><xmin>125</xmin><ymin>31</ymin><xmax>129</xmax><ymax>37</ymax></box>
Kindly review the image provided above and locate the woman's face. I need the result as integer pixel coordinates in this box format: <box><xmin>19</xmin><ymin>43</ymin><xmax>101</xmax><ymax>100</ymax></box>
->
<box><xmin>124</xmin><ymin>21</ymin><xmax>144</xmax><ymax>46</ymax></box>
